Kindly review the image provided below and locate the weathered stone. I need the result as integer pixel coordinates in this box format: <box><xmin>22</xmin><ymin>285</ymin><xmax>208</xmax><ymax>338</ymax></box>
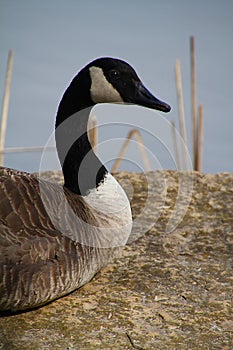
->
<box><xmin>0</xmin><ymin>171</ymin><xmax>232</xmax><ymax>349</ymax></box>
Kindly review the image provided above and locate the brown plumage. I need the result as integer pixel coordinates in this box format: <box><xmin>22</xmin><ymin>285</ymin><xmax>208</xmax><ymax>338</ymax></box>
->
<box><xmin>0</xmin><ymin>167</ymin><xmax>119</xmax><ymax>311</ymax></box>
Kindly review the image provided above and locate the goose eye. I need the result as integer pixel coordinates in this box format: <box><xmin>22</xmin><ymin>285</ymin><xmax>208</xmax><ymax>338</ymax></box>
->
<box><xmin>109</xmin><ymin>69</ymin><xmax>120</xmax><ymax>80</ymax></box>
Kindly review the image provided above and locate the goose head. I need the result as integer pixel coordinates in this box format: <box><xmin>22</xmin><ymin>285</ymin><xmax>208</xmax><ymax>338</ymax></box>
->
<box><xmin>55</xmin><ymin>57</ymin><xmax>171</xmax><ymax>195</ymax></box>
<box><xmin>56</xmin><ymin>57</ymin><xmax>171</xmax><ymax>126</ymax></box>
<box><xmin>88</xmin><ymin>57</ymin><xmax>171</xmax><ymax>112</ymax></box>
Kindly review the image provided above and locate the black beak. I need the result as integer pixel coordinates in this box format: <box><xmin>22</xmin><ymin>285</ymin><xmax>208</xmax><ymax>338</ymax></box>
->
<box><xmin>132</xmin><ymin>81</ymin><xmax>171</xmax><ymax>113</ymax></box>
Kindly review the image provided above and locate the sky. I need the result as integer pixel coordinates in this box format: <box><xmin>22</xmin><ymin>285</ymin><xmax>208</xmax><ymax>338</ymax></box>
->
<box><xmin>0</xmin><ymin>0</ymin><xmax>233</xmax><ymax>173</ymax></box>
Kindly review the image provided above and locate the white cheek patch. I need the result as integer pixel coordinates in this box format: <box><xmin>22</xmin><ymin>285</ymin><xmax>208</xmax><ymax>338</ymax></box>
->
<box><xmin>89</xmin><ymin>66</ymin><xmax>124</xmax><ymax>104</ymax></box>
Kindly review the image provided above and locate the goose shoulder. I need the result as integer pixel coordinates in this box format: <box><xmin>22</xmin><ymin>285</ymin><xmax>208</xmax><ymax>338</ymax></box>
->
<box><xmin>0</xmin><ymin>168</ymin><xmax>122</xmax><ymax>311</ymax></box>
<box><xmin>0</xmin><ymin>167</ymin><xmax>123</xmax><ymax>247</ymax></box>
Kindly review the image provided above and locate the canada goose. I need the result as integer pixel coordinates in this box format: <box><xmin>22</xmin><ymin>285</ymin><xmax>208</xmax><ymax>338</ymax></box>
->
<box><xmin>0</xmin><ymin>57</ymin><xmax>170</xmax><ymax>312</ymax></box>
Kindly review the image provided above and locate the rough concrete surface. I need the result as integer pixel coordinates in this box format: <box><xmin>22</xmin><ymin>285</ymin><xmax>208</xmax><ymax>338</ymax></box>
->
<box><xmin>0</xmin><ymin>171</ymin><xmax>232</xmax><ymax>349</ymax></box>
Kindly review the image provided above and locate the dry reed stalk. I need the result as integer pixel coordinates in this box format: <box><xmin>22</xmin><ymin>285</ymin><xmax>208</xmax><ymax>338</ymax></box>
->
<box><xmin>0</xmin><ymin>146</ymin><xmax>55</xmax><ymax>154</ymax></box>
<box><xmin>190</xmin><ymin>36</ymin><xmax>197</xmax><ymax>170</ymax></box>
<box><xmin>196</xmin><ymin>104</ymin><xmax>204</xmax><ymax>171</ymax></box>
<box><xmin>175</xmin><ymin>59</ymin><xmax>188</xmax><ymax>170</ymax></box>
<box><xmin>171</xmin><ymin>120</ymin><xmax>181</xmax><ymax>170</ymax></box>
<box><xmin>0</xmin><ymin>49</ymin><xmax>14</xmax><ymax>165</ymax></box>
<box><xmin>88</xmin><ymin>114</ymin><xmax>98</xmax><ymax>154</ymax></box>
<box><xmin>111</xmin><ymin>129</ymin><xmax>151</xmax><ymax>173</ymax></box>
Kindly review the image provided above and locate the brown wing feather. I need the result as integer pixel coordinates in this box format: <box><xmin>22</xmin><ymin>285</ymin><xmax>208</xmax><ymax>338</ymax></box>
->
<box><xmin>0</xmin><ymin>167</ymin><xmax>117</xmax><ymax>312</ymax></box>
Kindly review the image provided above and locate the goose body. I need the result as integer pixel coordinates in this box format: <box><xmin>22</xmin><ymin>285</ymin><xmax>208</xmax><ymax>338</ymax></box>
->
<box><xmin>0</xmin><ymin>57</ymin><xmax>170</xmax><ymax>312</ymax></box>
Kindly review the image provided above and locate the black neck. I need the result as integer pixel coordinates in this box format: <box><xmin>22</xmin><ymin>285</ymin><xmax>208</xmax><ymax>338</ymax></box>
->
<box><xmin>55</xmin><ymin>70</ymin><xmax>107</xmax><ymax>195</ymax></box>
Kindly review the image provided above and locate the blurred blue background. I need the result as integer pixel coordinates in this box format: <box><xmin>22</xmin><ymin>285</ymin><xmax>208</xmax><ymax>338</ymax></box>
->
<box><xmin>0</xmin><ymin>0</ymin><xmax>232</xmax><ymax>173</ymax></box>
